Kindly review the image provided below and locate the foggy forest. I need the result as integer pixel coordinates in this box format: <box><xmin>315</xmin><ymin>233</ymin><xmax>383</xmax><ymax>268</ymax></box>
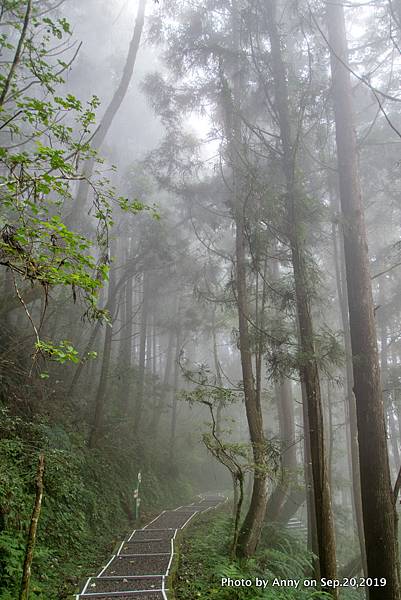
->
<box><xmin>1</xmin><ymin>0</ymin><xmax>401</xmax><ymax>599</ymax></box>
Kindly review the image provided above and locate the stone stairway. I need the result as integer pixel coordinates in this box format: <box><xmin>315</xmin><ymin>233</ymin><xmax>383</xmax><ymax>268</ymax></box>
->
<box><xmin>286</xmin><ymin>517</ymin><xmax>307</xmax><ymax>534</ymax></box>
<box><xmin>76</xmin><ymin>494</ymin><xmax>225</xmax><ymax>600</ymax></box>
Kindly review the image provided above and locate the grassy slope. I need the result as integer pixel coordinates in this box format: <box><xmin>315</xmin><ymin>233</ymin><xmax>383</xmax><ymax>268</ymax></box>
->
<box><xmin>0</xmin><ymin>408</ymin><xmax>192</xmax><ymax>599</ymax></box>
<box><xmin>173</xmin><ymin>509</ymin><xmax>364</xmax><ymax>600</ymax></box>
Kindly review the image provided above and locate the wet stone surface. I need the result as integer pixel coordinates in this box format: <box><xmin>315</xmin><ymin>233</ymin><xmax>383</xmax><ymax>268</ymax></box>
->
<box><xmin>80</xmin><ymin>594</ymin><xmax>165</xmax><ymax>600</ymax></box>
<box><xmin>84</xmin><ymin>576</ymin><xmax>163</xmax><ymax>593</ymax></box>
<box><xmin>102</xmin><ymin>555</ymin><xmax>170</xmax><ymax>577</ymax></box>
<box><xmin>130</xmin><ymin>529</ymin><xmax>176</xmax><ymax>541</ymax></box>
<box><xmin>121</xmin><ymin>540</ymin><xmax>171</xmax><ymax>554</ymax></box>
<box><xmin>146</xmin><ymin>511</ymin><xmax>196</xmax><ymax>530</ymax></box>
<box><xmin>168</xmin><ymin>510</ymin><xmax>198</xmax><ymax>517</ymax></box>
<box><xmin>77</xmin><ymin>496</ymin><xmax>224</xmax><ymax>600</ymax></box>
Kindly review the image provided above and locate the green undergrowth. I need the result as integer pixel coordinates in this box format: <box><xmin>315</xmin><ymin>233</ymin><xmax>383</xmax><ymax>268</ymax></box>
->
<box><xmin>0</xmin><ymin>407</ymin><xmax>192</xmax><ymax>600</ymax></box>
<box><xmin>174</xmin><ymin>511</ymin><xmax>363</xmax><ymax>600</ymax></box>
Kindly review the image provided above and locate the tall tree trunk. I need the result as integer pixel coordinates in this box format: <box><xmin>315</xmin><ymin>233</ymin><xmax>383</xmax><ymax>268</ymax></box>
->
<box><xmin>265</xmin><ymin>2</ymin><xmax>337</xmax><ymax>590</ymax></box>
<box><xmin>326</xmin><ymin>3</ymin><xmax>400</xmax><ymax>597</ymax></box>
<box><xmin>235</xmin><ymin>213</ymin><xmax>269</xmax><ymax>558</ymax></box>
<box><xmin>73</xmin><ymin>0</ymin><xmax>147</xmax><ymax>211</ymax></box>
<box><xmin>120</xmin><ymin>258</ymin><xmax>134</xmax><ymax>414</ymax></box>
<box><xmin>389</xmin><ymin>401</ymin><xmax>401</xmax><ymax>478</ymax></box>
<box><xmin>19</xmin><ymin>453</ymin><xmax>44</xmax><ymax>600</ymax></box>
<box><xmin>89</xmin><ymin>259</ymin><xmax>117</xmax><ymax>448</ymax></box>
<box><xmin>152</xmin><ymin>316</ymin><xmax>157</xmax><ymax>391</ymax></box>
<box><xmin>301</xmin><ymin>381</ymin><xmax>319</xmax><ymax>571</ymax></box>
<box><xmin>267</xmin><ymin>379</ymin><xmax>297</xmax><ymax>521</ymax></box>
<box><xmin>169</xmin><ymin>328</ymin><xmax>181</xmax><ymax>460</ymax></box>
<box><xmin>379</xmin><ymin>300</ymin><xmax>401</xmax><ymax>479</ymax></box>
<box><xmin>220</xmin><ymin>0</ymin><xmax>268</xmax><ymax>558</ymax></box>
<box><xmin>254</xmin><ymin>257</ymin><xmax>268</xmax><ymax>406</ymax></box>
<box><xmin>326</xmin><ymin>381</ymin><xmax>334</xmax><ymax>488</ymax></box>
<box><xmin>134</xmin><ymin>272</ymin><xmax>150</xmax><ymax>433</ymax></box>
<box><xmin>212</xmin><ymin>307</ymin><xmax>224</xmax><ymax>436</ymax></box>
<box><xmin>276</xmin><ymin>487</ymin><xmax>306</xmax><ymax>526</ymax></box>
<box><xmin>68</xmin><ymin>320</ymin><xmax>101</xmax><ymax>399</ymax></box>
<box><xmin>150</xmin><ymin>327</ymin><xmax>175</xmax><ymax>437</ymax></box>
<box><xmin>0</xmin><ymin>0</ymin><xmax>32</xmax><ymax>108</ymax></box>
<box><xmin>267</xmin><ymin>252</ymin><xmax>299</xmax><ymax>522</ymax></box>
<box><xmin>331</xmin><ymin>196</ymin><xmax>367</xmax><ymax>573</ymax></box>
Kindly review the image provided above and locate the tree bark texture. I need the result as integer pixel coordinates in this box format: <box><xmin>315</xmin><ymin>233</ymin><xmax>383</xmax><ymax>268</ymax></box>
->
<box><xmin>222</xmin><ymin>0</ymin><xmax>269</xmax><ymax>558</ymax></box>
<box><xmin>169</xmin><ymin>327</ymin><xmax>181</xmax><ymax>460</ymax></box>
<box><xmin>265</xmin><ymin>2</ymin><xmax>338</xmax><ymax>590</ymax></box>
<box><xmin>332</xmin><ymin>203</ymin><xmax>367</xmax><ymax>573</ymax></box>
<box><xmin>19</xmin><ymin>453</ymin><xmax>45</xmax><ymax>600</ymax></box>
<box><xmin>134</xmin><ymin>271</ymin><xmax>150</xmax><ymax>433</ymax></box>
<box><xmin>89</xmin><ymin>257</ymin><xmax>117</xmax><ymax>448</ymax></box>
<box><xmin>327</xmin><ymin>3</ymin><xmax>400</xmax><ymax>597</ymax></box>
<box><xmin>119</xmin><ymin>248</ymin><xmax>134</xmax><ymax>414</ymax></box>
<box><xmin>235</xmin><ymin>213</ymin><xmax>269</xmax><ymax>558</ymax></box>
<box><xmin>150</xmin><ymin>326</ymin><xmax>175</xmax><ymax>437</ymax></box>
<box><xmin>74</xmin><ymin>0</ymin><xmax>147</xmax><ymax>210</ymax></box>
<box><xmin>267</xmin><ymin>379</ymin><xmax>297</xmax><ymax>521</ymax></box>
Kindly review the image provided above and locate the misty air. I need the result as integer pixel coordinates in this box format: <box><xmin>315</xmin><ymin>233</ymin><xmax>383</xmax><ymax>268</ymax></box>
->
<box><xmin>0</xmin><ymin>1</ymin><xmax>399</xmax><ymax>599</ymax></box>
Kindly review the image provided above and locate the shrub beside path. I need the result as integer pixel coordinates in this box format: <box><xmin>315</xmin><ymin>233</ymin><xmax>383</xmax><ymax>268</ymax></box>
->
<box><xmin>76</xmin><ymin>493</ymin><xmax>226</xmax><ymax>600</ymax></box>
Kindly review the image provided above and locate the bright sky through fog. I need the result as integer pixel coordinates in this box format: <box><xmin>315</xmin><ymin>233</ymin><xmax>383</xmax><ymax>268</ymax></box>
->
<box><xmin>107</xmin><ymin>0</ymin><xmax>401</xmax><ymax>167</ymax></box>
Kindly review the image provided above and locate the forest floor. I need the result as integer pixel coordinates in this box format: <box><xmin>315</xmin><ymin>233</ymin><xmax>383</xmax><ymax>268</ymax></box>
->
<box><xmin>75</xmin><ymin>494</ymin><xmax>225</xmax><ymax>600</ymax></box>
<box><xmin>174</xmin><ymin>510</ymin><xmax>364</xmax><ymax>600</ymax></box>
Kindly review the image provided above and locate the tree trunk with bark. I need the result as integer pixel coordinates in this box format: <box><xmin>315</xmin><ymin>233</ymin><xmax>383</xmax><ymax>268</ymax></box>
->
<box><xmin>89</xmin><ymin>258</ymin><xmax>117</xmax><ymax>448</ymax></box>
<box><xmin>267</xmin><ymin>252</ymin><xmax>300</xmax><ymax>524</ymax></box>
<box><xmin>331</xmin><ymin>194</ymin><xmax>367</xmax><ymax>573</ymax></box>
<box><xmin>267</xmin><ymin>379</ymin><xmax>297</xmax><ymax>521</ymax></box>
<box><xmin>234</xmin><ymin>213</ymin><xmax>269</xmax><ymax>558</ymax></box>
<box><xmin>265</xmin><ymin>2</ymin><xmax>338</xmax><ymax>590</ymax></box>
<box><xmin>169</xmin><ymin>328</ymin><xmax>181</xmax><ymax>460</ymax></box>
<box><xmin>120</xmin><ymin>255</ymin><xmax>134</xmax><ymax>414</ymax></box>
<box><xmin>301</xmin><ymin>377</ymin><xmax>319</xmax><ymax>578</ymax></box>
<box><xmin>19</xmin><ymin>453</ymin><xmax>45</xmax><ymax>600</ymax></box>
<box><xmin>380</xmin><ymin>303</ymin><xmax>401</xmax><ymax>478</ymax></box>
<box><xmin>150</xmin><ymin>327</ymin><xmax>175</xmax><ymax>437</ymax></box>
<box><xmin>212</xmin><ymin>307</ymin><xmax>224</xmax><ymax>436</ymax></box>
<box><xmin>68</xmin><ymin>320</ymin><xmax>101</xmax><ymax>399</ymax></box>
<box><xmin>134</xmin><ymin>272</ymin><xmax>150</xmax><ymax>433</ymax></box>
<box><xmin>326</xmin><ymin>3</ymin><xmax>400</xmax><ymax>597</ymax></box>
<box><xmin>74</xmin><ymin>0</ymin><xmax>147</xmax><ymax>212</ymax></box>
<box><xmin>219</xmin><ymin>0</ymin><xmax>269</xmax><ymax>558</ymax></box>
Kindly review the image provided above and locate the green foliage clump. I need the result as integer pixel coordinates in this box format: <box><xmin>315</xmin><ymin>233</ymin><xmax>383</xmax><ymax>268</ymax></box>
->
<box><xmin>174</xmin><ymin>512</ymin><xmax>363</xmax><ymax>600</ymax></box>
<box><xmin>0</xmin><ymin>407</ymin><xmax>189</xmax><ymax>599</ymax></box>
<box><xmin>0</xmin><ymin>1</ymin><xmax>153</xmax><ymax>360</ymax></box>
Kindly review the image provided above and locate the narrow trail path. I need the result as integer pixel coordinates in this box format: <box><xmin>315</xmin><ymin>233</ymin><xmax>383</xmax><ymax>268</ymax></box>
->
<box><xmin>76</xmin><ymin>493</ymin><xmax>225</xmax><ymax>600</ymax></box>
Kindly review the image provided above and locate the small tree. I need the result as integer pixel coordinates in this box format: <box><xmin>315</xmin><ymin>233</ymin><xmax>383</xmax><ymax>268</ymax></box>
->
<box><xmin>0</xmin><ymin>1</ymin><xmax>147</xmax><ymax>362</ymax></box>
<box><xmin>182</xmin><ymin>366</ymin><xmax>280</xmax><ymax>557</ymax></box>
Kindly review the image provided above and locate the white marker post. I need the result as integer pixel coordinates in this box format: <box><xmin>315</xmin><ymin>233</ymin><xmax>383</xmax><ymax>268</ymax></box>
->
<box><xmin>134</xmin><ymin>471</ymin><xmax>142</xmax><ymax>521</ymax></box>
